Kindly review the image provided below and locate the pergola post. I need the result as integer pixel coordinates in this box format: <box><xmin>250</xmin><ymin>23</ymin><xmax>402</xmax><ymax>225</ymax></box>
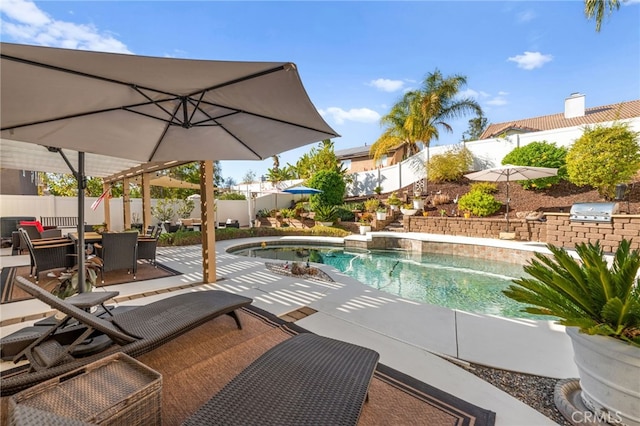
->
<box><xmin>142</xmin><ymin>172</ymin><xmax>152</xmax><ymax>231</ymax></box>
<box><xmin>200</xmin><ymin>161</ymin><xmax>216</xmax><ymax>283</ymax></box>
<box><xmin>123</xmin><ymin>177</ymin><xmax>131</xmax><ymax>230</ymax></box>
<box><xmin>102</xmin><ymin>182</ymin><xmax>111</xmax><ymax>231</ymax></box>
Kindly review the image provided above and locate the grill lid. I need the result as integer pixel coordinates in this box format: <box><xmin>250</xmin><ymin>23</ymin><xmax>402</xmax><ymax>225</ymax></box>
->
<box><xmin>569</xmin><ymin>202</ymin><xmax>619</xmax><ymax>223</ymax></box>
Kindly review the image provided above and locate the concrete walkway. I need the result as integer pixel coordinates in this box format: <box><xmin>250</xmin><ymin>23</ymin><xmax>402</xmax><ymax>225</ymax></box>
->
<box><xmin>0</xmin><ymin>234</ymin><xmax>577</xmax><ymax>425</ymax></box>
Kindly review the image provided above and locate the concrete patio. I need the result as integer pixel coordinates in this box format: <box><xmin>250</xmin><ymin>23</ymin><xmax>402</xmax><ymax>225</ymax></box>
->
<box><xmin>0</xmin><ymin>233</ymin><xmax>578</xmax><ymax>425</ymax></box>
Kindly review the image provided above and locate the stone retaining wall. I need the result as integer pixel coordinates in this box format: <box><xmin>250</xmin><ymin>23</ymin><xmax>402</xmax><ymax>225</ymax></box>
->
<box><xmin>404</xmin><ymin>213</ymin><xmax>640</xmax><ymax>252</ymax></box>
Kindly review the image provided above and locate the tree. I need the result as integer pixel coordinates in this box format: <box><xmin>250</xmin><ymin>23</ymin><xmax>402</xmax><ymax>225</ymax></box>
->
<box><xmin>462</xmin><ymin>112</ymin><xmax>488</xmax><ymax>142</ymax></box>
<box><xmin>566</xmin><ymin>122</ymin><xmax>640</xmax><ymax>199</ymax></box>
<box><xmin>585</xmin><ymin>0</ymin><xmax>621</xmax><ymax>32</ymax></box>
<box><xmin>241</xmin><ymin>170</ymin><xmax>256</xmax><ymax>184</ymax></box>
<box><xmin>370</xmin><ymin>69</ymin><xmax>482</xmax><ymax>164</ymax></box>
<box><xmin>292</xmin><ymin>139</ymin><xmax>346</xmax><ymax>179</ymax></box>
<box><xmin>42</xmin><ymin>173</ymin><xmax>104</xmax><ymax>197</ymax></box>
<box><xmin>307</xmin><ymin>170</ymin><xmax>346</xmax><ymax>209</ymax></box>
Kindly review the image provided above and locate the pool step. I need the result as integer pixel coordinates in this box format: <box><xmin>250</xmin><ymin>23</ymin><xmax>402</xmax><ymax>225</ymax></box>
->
<box><xmin>384</xmin><ymin>220</ymin><xmax>405</xmax><ymax>232</ymax></box>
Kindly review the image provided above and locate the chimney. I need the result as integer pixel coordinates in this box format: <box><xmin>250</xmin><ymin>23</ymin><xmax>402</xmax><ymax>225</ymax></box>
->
<box><xmin>564</xmin><ymin>93</ymin><xmax>585</xmax><ymax>119</ymax></box>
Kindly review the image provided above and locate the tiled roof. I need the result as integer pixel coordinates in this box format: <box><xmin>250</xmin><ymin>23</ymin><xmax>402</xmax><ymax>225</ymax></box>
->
<box><xmin>479</xmin><ymin>99</ymin><xmax>640</xmax><ymax>139</ymax></box>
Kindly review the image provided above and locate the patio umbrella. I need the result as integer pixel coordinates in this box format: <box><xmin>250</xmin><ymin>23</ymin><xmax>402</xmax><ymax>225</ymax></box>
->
<box><xmin>282</xmin><ymin>185</ymin><xmax>323</xmax><ymax>195</ymax></box>
<box><xmin>464</xmin><ymin>165</ymin><xmax>558</xmax><ymax>232</ymax></box>
<box><xmin>1</xmin><ymin>42</ymin><xmax>338</xmax><ymax>288</ymax></box>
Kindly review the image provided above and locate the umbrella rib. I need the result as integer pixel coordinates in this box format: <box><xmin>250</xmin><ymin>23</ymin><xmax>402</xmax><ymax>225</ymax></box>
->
<box><xmin>186</xmin><ymin>63</ymin><xmax>290</xmax><ymax>98</ymax></box>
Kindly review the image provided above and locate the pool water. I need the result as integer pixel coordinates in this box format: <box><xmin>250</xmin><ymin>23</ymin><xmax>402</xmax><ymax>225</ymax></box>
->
<box><xmin>232</xmin><ymin>245</ymin><xmax>545</xmax><ymax>320</ymax></box>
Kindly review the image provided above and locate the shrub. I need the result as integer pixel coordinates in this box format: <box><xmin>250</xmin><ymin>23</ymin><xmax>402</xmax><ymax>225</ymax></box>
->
<box><xmin>363</xmin><ymin>198</ymin><xmax>380</xmax><ymax>213</ymax></box>
<box><xmin>314</xmin><ymin>205</ymin><xmax>338</xmax><ymax>222</ymax></box>
<box><xmin>387</xmin><ymin>192</ymin><xmax>402</xmax><ymax>206</ymax></box>
<box><xmin>218</xmin><ymin>192</ymin><xmax>246</xmax><ymax>200</ymax></box>
<box><xmin>279</xmin><ymin>208</ymin><xmax>295</xmax><ymax>219</ymax></box>
<box><xmin>566</xmin><ymin>122</ymin><xmax>640</xmax><ymax>199</ymax></box>
<box><xmin>469</xmin><ymin>182</ymin><xmax>498</xmax><ymax>194</ymax></box>
<box><xmin>457</xmin><ymin>190</ymin><xmax>501</xmax><ymax>217</ymax></box>
<box><xmin>151</xmin><ymin>198</ymin><xmax>175</xmax><ymax>223</ymax></box>
<box><xmin>342</xmin><ymin>201</ymin><xmax>364</xmax><ymax>211</ymax></box>
<box><xmin>256</xmin><ymin>208</ymin><xmax>270</xmax><ymax>218</ymax></box>
<box><xmin>502</xmin><ymin>141</ymin><xmax>568</xmax><ymax>190</ymax></box>
<box><xmin>427</xmin><ymin>145</ymin><xmax>474</xmax><ymax>182</ymax></box>
<box><xmin>307</xmin><ymin>170</ymin><xmax>346</xmax><ymax>209</ymax></box>
<box><xmin>335</xmin><ymin>206</ymin><xmax>355</xmax><ymax>221</ymax></box>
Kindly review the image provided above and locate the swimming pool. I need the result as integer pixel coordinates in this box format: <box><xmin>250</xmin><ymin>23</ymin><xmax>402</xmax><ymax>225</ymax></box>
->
<box><xmin>231</xmin><ymin>244</ymin><xmax>544</xmax><ymax>320</ymax></box>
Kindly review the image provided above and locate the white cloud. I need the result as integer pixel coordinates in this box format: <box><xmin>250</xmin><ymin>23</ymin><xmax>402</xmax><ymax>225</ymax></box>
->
<box><xmin>368</xmin><ymin>78</ymin><xmax>405</xmax><ymax>92</ymax></box>
<box><xmin>517</xmin><ymin>10</ymin><xmax>537</xmax><ymax>23</ymax></box>
<box><xmin>507</xmin><ymin>51</ymin><xmax>553</xmax><ymax>70</ymax></box>
<box><xmin>319</xmin><ymin>107</ymin><xmax>381</xmax><ymax>125</ymax></box>
<box><xmin>486</xmin><ymin>96</ymin><xmax>509</xmax><ymax>106</ymax></box>
<box><xmin>0</xmin><ymin>0</ymin><xmax>132</xmax><ymax>53</ymax></box>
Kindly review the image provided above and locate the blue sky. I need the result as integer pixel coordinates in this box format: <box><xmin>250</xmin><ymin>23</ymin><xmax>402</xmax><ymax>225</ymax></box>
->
<box><xmin>1</xmin><ymin>0</ymin><xmax>639</xmax><ymax>184</ymax></box>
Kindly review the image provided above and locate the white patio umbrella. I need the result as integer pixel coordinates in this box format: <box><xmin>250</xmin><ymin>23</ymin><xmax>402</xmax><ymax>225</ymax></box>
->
<box><xmin>1</xmin><ymin>42</ymin><xmax>338</xmax><ymax>288</ymax></box>
<box><xmin>464</xmin><ymin>165</ymin><xmax>558</xmax><ymax>232</ymax></box>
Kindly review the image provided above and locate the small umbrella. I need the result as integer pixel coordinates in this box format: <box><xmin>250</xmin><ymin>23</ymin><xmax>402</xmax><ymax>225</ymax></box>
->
<box><xmin>464</xmin><ymin>165</ymin><xmax>558</xmax><ymax>232</ymax></box>
<box><xmin>282</xmin><ymin>185</ymin><xmax>323</xmax><ymax>195</ymax></box>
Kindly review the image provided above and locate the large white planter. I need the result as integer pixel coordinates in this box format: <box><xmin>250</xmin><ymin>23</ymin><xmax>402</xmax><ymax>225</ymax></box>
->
<box><xmin>376</xmin><ymin>212</ymin><xmax>387</xmax><ymax>221</ymax></box>
<box><xmin>400</xmin><ymin>208</ymin><xmax>417</xmax><ymax>216</ymax></box>
<box><xmin>566</xmin><ymin>327</ymin><xmax>640</xmax><ymax>426</ymax></box>
<box><xmin>359</xmin><ymin>225</ymin><xmax>371</xmax><ymax>235</ymax></box>
<box><xmin>412</xmin><ymin>199</ymin><xmax>424</xmax><ymax>210</ymax></box>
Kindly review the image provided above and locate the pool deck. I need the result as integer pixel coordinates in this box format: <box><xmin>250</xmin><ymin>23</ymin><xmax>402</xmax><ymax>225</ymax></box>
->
<box><xmin>0</xmin><ymin>233</ymin><xmax>578</xmax><ymax>425</ymax></box>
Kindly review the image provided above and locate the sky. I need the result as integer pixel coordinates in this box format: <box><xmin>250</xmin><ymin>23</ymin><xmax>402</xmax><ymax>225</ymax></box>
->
<box><xmin>1</xmin><ymin>0</ymin><xmax>639</xmax><ymax>185</ymax></box>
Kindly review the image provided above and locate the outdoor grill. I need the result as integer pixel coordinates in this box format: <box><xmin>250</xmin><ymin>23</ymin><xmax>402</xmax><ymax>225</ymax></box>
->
<box><xmin>569</xmin><ymin>202</ymin><xmax>619</xmax><ymax>223</ymax></box>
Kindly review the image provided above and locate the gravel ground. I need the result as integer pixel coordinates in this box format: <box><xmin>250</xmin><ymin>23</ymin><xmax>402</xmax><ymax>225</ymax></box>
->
<box><xmin>450</xmin><ymin>360</ymin><xmax>572</xmax><ymax>425</ymax></box>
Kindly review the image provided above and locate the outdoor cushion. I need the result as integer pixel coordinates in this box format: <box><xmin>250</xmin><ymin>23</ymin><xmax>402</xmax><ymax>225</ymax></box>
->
<box><xmin>20</xmin><ymin>221</ymin><xmax>44</xmax><ymax>233</ymax></box>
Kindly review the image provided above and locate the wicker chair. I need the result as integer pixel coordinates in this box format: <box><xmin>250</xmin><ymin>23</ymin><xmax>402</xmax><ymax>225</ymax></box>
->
<box><xmin>93</xmin><ymin>232</ymin><xmax>138</xmax><ymax>283</ymax></box>
<box><xmin>137</xmin><ymin>227</ymin><xmax>161</xmax><ymax>266</ymax></box>
<box><xmin>17</xmin><ymin>228</ymin><xmax>74</xmax><ymax>283</ymax></box>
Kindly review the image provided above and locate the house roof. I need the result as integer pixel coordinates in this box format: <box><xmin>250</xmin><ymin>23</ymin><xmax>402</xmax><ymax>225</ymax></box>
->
<box><xmin>479</xmin><ymin>99</ymin><xmax>640</xmax><ymax>139</ymax></box>
<box><xmin>335</xmin><ymin>145</ymin><xmax>373</xmax><ymax>159</ymax></box>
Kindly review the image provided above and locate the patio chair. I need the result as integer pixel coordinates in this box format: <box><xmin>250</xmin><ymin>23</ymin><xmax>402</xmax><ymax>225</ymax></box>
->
<box><xmin>93</xmin><ymin>232</ymin><xmax>138</xmax><ymax>283</ymax></box>
<box><xmin>3</xmin><ymin>276</ymin><xmax>253</xmax><ymax>396</ymax></box>
<box><xmin>17</xmin><ymin>228</ymin><xmax>75</xmax><ymax>283</ymax></box>
<box><xmin>137</xmin><ymin>229</ymin><xmax>161</xmax><ymax>266</ymax></box>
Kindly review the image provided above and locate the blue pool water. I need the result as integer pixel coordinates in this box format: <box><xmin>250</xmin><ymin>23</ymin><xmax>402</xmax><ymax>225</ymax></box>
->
<box><xmin>231</xmin><ymin>245</ymin><xmax>544</xmax><ymax>320</ymax></box>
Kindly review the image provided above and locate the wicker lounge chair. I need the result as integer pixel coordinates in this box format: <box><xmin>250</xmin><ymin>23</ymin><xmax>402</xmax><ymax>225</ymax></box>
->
<box><xmin>2</xmin><ymin>276</ymin><xmax>253</xmax><ymax>396</ymax></box>
<box><xmin>184</xmin><ymin>333</ymin><xmax>380</xmax><ymax>426</ymax></box>
<box><xmin>137</xmin><ymin>227</ymin><xmax>161</xmax><ymax>265</ymax></box>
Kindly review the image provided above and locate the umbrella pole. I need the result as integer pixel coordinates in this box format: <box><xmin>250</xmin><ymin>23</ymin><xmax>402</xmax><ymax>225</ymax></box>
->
<box><xmin>77</xmin><ymin>153</ymin><xmax>86</xmax><ymax>291</ymax></box>
<box><xmin>505</xmin><ymin>180</ymin><xmax>510</xmax><ymax>233</ymax></box>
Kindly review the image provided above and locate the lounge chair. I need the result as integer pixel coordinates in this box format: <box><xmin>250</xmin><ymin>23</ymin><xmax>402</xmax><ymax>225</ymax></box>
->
<box><xmin>1</xmin><ymin>276</ymin><xmax>253</xmax><ymax>396</ymax></box>
<box><xmin>184</xmin><ymin>333</ymin><xmax>380</xmax><ymax>426</ymax></box>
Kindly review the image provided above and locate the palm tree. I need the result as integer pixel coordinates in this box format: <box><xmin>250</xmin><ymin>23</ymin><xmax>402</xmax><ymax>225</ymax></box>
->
<box><xmin>585</xmin><ymin>0</ymin><xmax>621</xmax><ymax>32</ymax></box>
<box><xmin>370</xmin><ymin>69</ymin><xmax>482</xmax><ymax>189</ymax></box>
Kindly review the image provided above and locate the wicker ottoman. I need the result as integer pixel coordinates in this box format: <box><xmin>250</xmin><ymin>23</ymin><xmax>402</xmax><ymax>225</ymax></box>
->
<box><xmin>8</xmin><ymin>353</ymin><xmax>161</xmax><ymax>426</ymax></box>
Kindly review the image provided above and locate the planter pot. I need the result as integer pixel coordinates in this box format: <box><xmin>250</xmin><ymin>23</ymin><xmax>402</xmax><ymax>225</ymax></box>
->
<box><xmin>376</xmin><ymin>212</ymin><xmax>387</xmax><ymax>221</ymax></box>
<box><xmin>566</xmin><ymin>327</ymin><xmax>640</xmax><ymax>426</ymax></box>
<box><xmin>389</xmin><ymin>205</ymin><xmax>398</xmax><ymax>211</ymax></box>
<box><xmin>400</xmin><ymin>208</ymin><xmax>418</xmax><ymax>216</ymax></box>
<box><xmin>359</xmin><ymin>225</ymin><xmax>371</xmax><ymax>235</ymax></box>
<box><xmin>413</xmin><ymin>199</ymin><xmax>424</xmax><ymax>210</ymax></box>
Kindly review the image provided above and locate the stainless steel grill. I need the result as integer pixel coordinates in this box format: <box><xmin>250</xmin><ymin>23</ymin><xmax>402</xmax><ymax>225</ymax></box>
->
<box><xmin>569</xmin><ymin>202</ymin><xmax>619</xmax><ymax>223</ymax></box>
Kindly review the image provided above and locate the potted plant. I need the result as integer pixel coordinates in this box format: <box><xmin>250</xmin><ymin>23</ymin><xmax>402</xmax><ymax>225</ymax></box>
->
<box><xmin>314</xmin><ymin>205</ymin><xmax>337</xmax><ymax>227</ymax></box>
<box><xmin>387</xmin><ymin>192</ymin><xmax>402</xmax><ymax>211</ymax></box>
<box><xmin>51</xmin><ymin>257</ymin><xmax>102</xmax><ymax>299</ymax></box>
<box><xmin>364</xmin><ymin>198</ymin><xmax>380</xmax><ymax>214</ymax></box>
<box><xmin>376</xmin><ymin>208</ymin><xmax>387</xmax><ymax>221</ymax></box>
<box><xmin>400</xmin><ymin>203</ymin><xmax>418</xmax><ymax>216</ymax></box>
<box><xmin>503</xmin><ymin>240</ymin><xmax>640</xmax><ymax>425</ymax></box>
<box><xmin>412</xmin><ymin>197</ymin><xmax>424</xmax><ymax>210</ymax></box>
<box><xmin>151</xmin><ymin>198</ymin><xmax>175</xmax><ymax>232</ymax></box>
<box><xmin>359</xmin><ymin>212</ymin><xmax>373</xmax><ymax>235</ymax></box>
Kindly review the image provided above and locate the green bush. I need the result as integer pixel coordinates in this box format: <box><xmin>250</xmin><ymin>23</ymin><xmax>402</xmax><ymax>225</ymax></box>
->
<box><xmin>218</xmin><ymin>192</ymin><xmax>246</xmax><ymax>200</ymax></box>
<box><xmin>307</xmin><ymin>170</ymin><xmax>346</xmax><ymax>209</ymax></box>
<box><xmin>363</xmin><ymin>198</ymin><xmax>380</xmax><ymax>213</ymax></box>
<box><xmin>502</xmin><ymin>141</ymin><xmax>567</xmax><ymax>190</ymax></box>
<box><xmin>427</xmin><ymin>145</ymin><xmax>474</xmax><ymax>182</ymax></box>
<box><xmin>314</xmin><ymin>205</ymin><xmax>338</xmax><ymax>222</ymax></box>
<box><xmin>469</xmin><ymin>182</ymin><xmax>498</xmax><ymax>194</ymax></box>
<box><xmin>457</xmin><ymin>190</ymin><xmax>501</xmax><ymax>217</ymax></box>
<box><xmin>335</xmin><ymin>206</ymin><xmax>355</xmax><ymax>221</ymax></box>
<box><xmin>279</xmin><ymin>208</ymin><xmax>296</xmax><ymax>219</ymax></box>
<box><xmin>566</xmin><ymin>122</ymin><xmax>640</xmax><ymax>199</ymax></box>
